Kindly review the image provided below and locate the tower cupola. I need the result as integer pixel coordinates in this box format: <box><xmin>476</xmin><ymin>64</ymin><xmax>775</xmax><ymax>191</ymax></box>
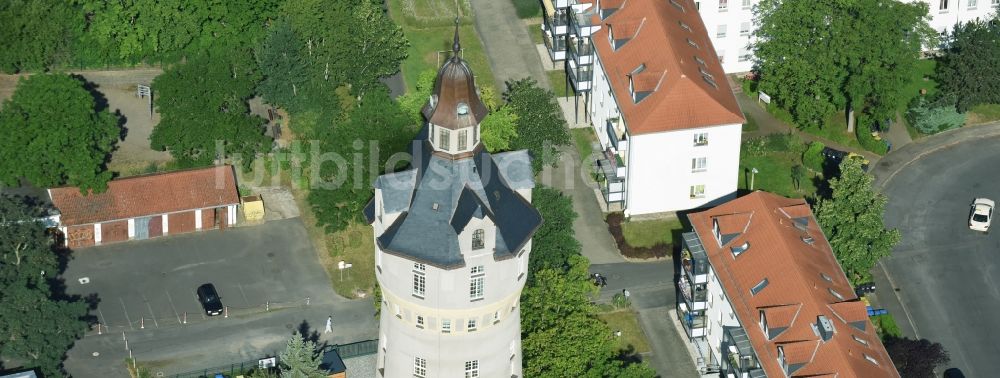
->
<box><xmin>422</xmin><ymin>19</ymin><xmax>488</xmax><ymax>157</ymax></box>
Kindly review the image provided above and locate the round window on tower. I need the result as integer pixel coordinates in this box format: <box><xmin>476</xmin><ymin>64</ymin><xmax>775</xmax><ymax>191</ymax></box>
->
<box><xmin>457</xmin><ymin>102</ymin><xmax>470</xmax><ymax>116</ymax></box>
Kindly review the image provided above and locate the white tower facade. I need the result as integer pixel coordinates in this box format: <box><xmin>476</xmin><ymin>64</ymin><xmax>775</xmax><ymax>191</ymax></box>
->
<box><xmin>364</xmin><ymin>23</ymin><xmax>540</xmax><ymax>378</ymax></box>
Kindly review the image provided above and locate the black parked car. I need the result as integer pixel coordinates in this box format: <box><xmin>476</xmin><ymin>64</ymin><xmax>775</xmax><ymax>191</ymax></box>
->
<box><xmin>197</xmin><ymin>283</ymin><xmax>224</xmax><ymax>316</ymax></box>
<box><xmin>821</xmin><ymin>147</ymin><xmax>870</xmax><ymax>171</ymax></box>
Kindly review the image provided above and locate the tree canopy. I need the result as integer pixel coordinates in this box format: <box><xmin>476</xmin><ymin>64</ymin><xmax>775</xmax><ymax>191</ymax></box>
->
<box><xmin>883</xmin><ymin>336</ymin><xmax>950</xmax><ymax>378</ymax></box>
<box><xmin>0</xmin><ymin>74</ymin><xmax>120</xmax><ymax>191</ymax></box>
<box><xmin>504</xmin><ymin>79</ymin><xmax>569</xmax><ymax>173</ymax></box>
<box><xmin>0</xmin><ymin>0</ymin><xmax>82</xmax><ymax>73</ymax></box>
<box><xmin>257</xmin><ymin>20</ymin><xmax>310</xmax><ymax>111</ymax></box>
<box><xmin>278</xmin><ymin>332</ymin><xmax>324</xmax><ymax>378</ymax></box>
<box><xmin>936</xmin><ymin>16</ymin><xmax>1000</xmax><ymax>112</ymax></box>
<box><xmin>308</xmin><ymin>87</ymin><xmax>416</xmax><ymax>232</ymax></box>
<box><xmin>150</xmin><ymin>47</ymin><xmax>271</xmax><ymax>168</ymax></box>
<box><xmin>754</xmin><ymin>0</ymin><xmax>933</xmax><ymax>130</ymax></box>
<box><xmin>0</xmin><ymin>195</ymin><xmax>89</xmax><ymax>377</ymax></box>
<box><xmin>527</xmin><ymin>187</ymin><xmax>582</xmax><ymax>277</ymax></box>
<box><xmin>815</xmin><ymin>157</ymin><xmax>900</xmax><ymax>284</ymax></box>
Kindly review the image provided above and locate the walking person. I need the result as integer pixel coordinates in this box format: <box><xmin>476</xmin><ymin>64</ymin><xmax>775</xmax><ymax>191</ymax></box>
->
<box><xmin>325</xmin><ymin>316</ymin><xmax>333</xmax><ymax>334</ymax></box>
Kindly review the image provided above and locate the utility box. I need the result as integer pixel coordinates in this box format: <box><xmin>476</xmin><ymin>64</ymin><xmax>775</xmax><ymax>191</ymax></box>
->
<box><xmin>242</xmin><ymin>195</ymin><xmax>265</xmax><ymax>221</ymax></box>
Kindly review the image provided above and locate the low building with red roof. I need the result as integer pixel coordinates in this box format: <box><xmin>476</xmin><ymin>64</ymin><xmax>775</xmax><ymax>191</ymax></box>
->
<box><xmin>48</xmin><ymin>165</ymin><xmax>240</xmax><ymax>248</ymax></box>
<box><xmin>678</xmin><ymin>191</ymin><xmax>899</xmax><ymax>377</ymax></box>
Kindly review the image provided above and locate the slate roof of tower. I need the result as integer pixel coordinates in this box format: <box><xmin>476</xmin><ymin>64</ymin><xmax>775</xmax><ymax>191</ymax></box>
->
<box><xmin>371</xmin><ymin>142</ymin><xmax>540</xmax><ymax>268</ymax></box>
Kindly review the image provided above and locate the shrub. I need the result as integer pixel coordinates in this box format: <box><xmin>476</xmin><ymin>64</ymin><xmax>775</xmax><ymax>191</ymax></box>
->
<box><xmin>906</xmin><ymin>96</ymin><xmax>966</xmax><ymax>134</ymax></box>
<box><xmin>512</xmin><ymin>0</ymin><xmax>541</xmax><ymax>18</ymax></box>
<box><xmin>741</xmin><ymin>137</ymin><xmax>767</xmax><ymax>157</ymax></box>
<box><xmin>856</xmin><ymin>119</ymin><xmax>889</xmax><ymax>155</ymax></box>
<box><xmin>802</xmin><ymin>141</ymin><xmax>826</xmax><ymax>172</ymax></box>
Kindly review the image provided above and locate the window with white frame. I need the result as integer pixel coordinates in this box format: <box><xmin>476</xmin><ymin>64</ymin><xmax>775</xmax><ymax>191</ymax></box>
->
<box><xmin>690</xmin><ymin>185</ymin><xmax>706</xmax><ymax>198</ymax></box>
<box><xmin>394</xmin><ymin>304</ymin><xmax>401</xmax><ymax>318</ymax></box>
<box><xmin>940</xmin><ymin>0</ymin><xmax>949</xmax><ymax>11</ymax></box>
<box><xmin>439</xmin><ymin>128</ymin><xmax>451</xmax><ymax>150</ymax></box>
<box><xmin>416</xmin><ymin>315</ymin><xmax>425</xmax><ymax>328</ymax></box>
<box><xmin>694</xmin><ymin>132</ymin><xmax>709</xmax><ymax>146</ymax></box>
<box><xmin>739</xmin><ymin>22</ymin><xmax>751</xmax><ymax>36</ymax></box>
<box><xmin>467</xmin><ymin>318</ymin><xmax>478</xmax><ymax>331</ymax></box>
<box><xmin>465</xmin><ymin>360</ymin><xmax>480</xmax><ymax>378</ymax></box>
<box><xmin>413</xmin><ymin>273</ymin><xmax>425</xmax><ymax>297</ymax></box>
<box><xmin>414</xmin><ymin>357</ymin><xmax>427</xmax><ymax>377</ymax></box>
<box><xmin>458</xmin><ymin>129</ymin><xmax>468</xmax><ymax>150</ymax></box>
<box><xmin>472</xmin><ymin>229</ymin><xmax>485</xmax><ymax>250</ymax></box>
<box><xmin>441</xmin><ymin>319</ymin><xmax>452</xmax><ymax>333</ymax></box>
<box><xmin>738</xmin><ymin>47</ymin><xmax>751</xmax><ymax>62</ymax></box>
<box><xmin>993</xmin><ymin>0</ymin><xmax>998</xmax><ymax>6</ymax></box>
<box><xmin>718</xmin><ymin>50</ymin><xmax>725</xmax><ymax>63</ymax></box>
<box><xmin>742</xmin><ymin>0</ymin><xmax>752</xmax><ymax>9</ymax></box>
<box><xmin>968</xmin><ymin>0</ymin><xmax>977</xmax><ymax>8</ymax></box>
<box><xmin>692</xmin><ymin>157</ymin><xmax>707</xmax><ymax>172</ymax></box>
<box><xmin>493</xmin><ymin>311</ymin><xmax>501</xmax><ymax>323</ymax></box>
<box><xmin>716</xmin><ymin>24</ymin><xmax>727</xmax><ymax>38</ymax></box>
<box><xmin>719</xmin><ymin>0</ymin><xmax>728</xmax><ymax>11</ymax></box>
<box><xmin>470</xmin><ymin>276</ymin><xmax>484</xmax><ymax>300</ymax></box>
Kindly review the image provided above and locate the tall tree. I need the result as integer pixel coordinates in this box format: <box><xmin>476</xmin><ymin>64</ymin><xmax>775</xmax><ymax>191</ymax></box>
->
<box><xmin>480</xmin><ymin>106</ymin><xmax>519</xmax><ymax>153</ymax></box>
<box><xmin>936</xmin><ymin>16</ymin><xmax>1000</xmax><ymax>112</ymax></box>
<box><xmin>504</xmin><ymin>78</ymin><xmax>569</xmax><ymax>173</ymax></box>
<box><xmin>815</xmin><ymin>158</ymin><xmax>901</xmax><ymax>284</ymax></box>
<box><xmin>150</xmin><ymin>47</ymin><xmax>271</xmax><ymax>168</ymax></box>
<box><xmin>278</xmin><ymin>332</ymin><xmax>324</xmax><ymax>378</ymax></box>
<box><xmin>0</xmin><ymin>74</ymin><xmax>119</xmax><ymax>191</ymax></box>
<box><xmin>0</xmin><ymin>195</ymin><xmax>89</xmax><ymax>377</ymax></box>
<box><xmin>883</xmin><ymin>336</ymin><xmax>950</xmax><ymax>378</ymax></box>
<box><xmin>257</xmin><ymin>20</ymin><xmax>311</xmax><ymax>111</ymax></box>
<box><xmin>0</xmin><ymin>0</ymin><xmax>83</xmax><ymax>73</ymax></box>
<box><xmin>754</xmin><ymin>0</ymin><xmax>933</xmax><ymax>130</ymax></box>
<box><xmin>527</xmin><ymin>187</ymin><xmax>581</xmax><ymax>277</ymax></box>
<box><xmin>282</xmin><ymin>0</ymin><xmax>408</xmax><ymax>92</ymax></box>
<box><xmin>77</xmin><ymin>0</ymin><xmax>281</xmax><ymax>64</ymax></box>
<box><xmin>308</xmin><ymin>86</ymin><xmax>415</xmax><ymax>232</ymax></box>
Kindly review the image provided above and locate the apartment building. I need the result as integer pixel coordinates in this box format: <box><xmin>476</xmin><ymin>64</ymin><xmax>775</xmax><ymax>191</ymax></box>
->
<box><xmin>678</xmin><ymin>191</ymin><xmax>899</xmax><ymax>377</ymax></box>
<box><xmin>543</xmin><ymin>0</ymin><xmax>1000</xmax><ymax>74</ymax></box>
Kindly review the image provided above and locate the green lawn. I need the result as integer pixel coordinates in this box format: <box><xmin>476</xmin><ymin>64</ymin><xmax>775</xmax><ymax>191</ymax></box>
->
<box><xmin>512</xmin><ymin>0</ymin><xmax>542</xmax><ymax>19</ymax></box>
<box><xmin>742</xmin><ymin>111</ymin><xmax>759</xmax><ymax>132</ymax></box>
<box><xmin>968</xmin><ymin>103</ymin><xmax>1000</xmax><ymax>124</ymax></box>
<box><xmin>388</xmin><ymin>0</ymin><xmax>496</xmax><ymax>94</ymax></box>
<box><xmin>898</xmin><ymin>59</ymin><xmax>938</xmax><ymax>112</ymax></box>
<box><xmin>739</xmin><ymin>150</ymin><xmax>820</xmax><ymax>199</ymax></box>
<box><xmin>620</xmin><ymin>218</ymin><xmax>683</xmax><ymax>249</ymax></box>
<box><xmin>596</xmin><ymin>310</ymin><xmax>652</xmax><ymax>354</ymax></box>
<box><xmin>547</xmin><ymin>70</ymin><xmax>571</xmax><ymax>97</ymax></box>
<box><xmin>571</xmin><ymin>128</ymin><xmax>596</xmax><ymax>162</ymax></box>
<box><xmin>527</xmin><ymin>21</ymin><xmax>544</xmax><ymax>45</ymax></box>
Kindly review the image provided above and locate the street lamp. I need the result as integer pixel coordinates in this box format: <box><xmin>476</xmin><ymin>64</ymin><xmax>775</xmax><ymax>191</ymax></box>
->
<box><xmin>750</xmin><ymin>168</ymin><xmax>759</xmax><ymax>191</ymax></box>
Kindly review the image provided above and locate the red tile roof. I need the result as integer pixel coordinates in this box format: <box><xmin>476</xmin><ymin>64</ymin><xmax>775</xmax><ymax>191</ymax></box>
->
<box><xmin>49</xmin><ymin>166</ymin><xmax>239</xmax><ymax>226</ymax></box>
<box><xmin>688</xmin><ymin>192</ymin><xmax>899</xmax><ymax>378</ymax></box>
<box><xmin>591</xmin><ymin>0</ymin><xmax>744</xmax><ymax>135</ymax></box>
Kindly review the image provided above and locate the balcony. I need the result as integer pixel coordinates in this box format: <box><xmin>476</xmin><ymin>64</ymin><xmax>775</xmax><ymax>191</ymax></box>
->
<box><xmin>724</xmin><ymin>327</ymin><xmax>766</xmax><ymax>378</ymax></box>
<box><xmin>679</xmin><ymin>275</ymin><xmax>708</xmax><ymax>311</ymax></box>
<box><xmin>567</xmin><ymin>66</ymin><xmax>592</xmax><ymax>91</ymax></box>
<box><xmin>682</xmin><ymin>232</ymin><xmax>709</xmax><ymax>284</ymax></box>
<box><xmin>569</xmin><ymin>40</ymin><xmax>594</xmax><ymax>66</ymax></box>
<box><xmin>543</xmin><ymin>7</ymin><xmax>569</xmax><ymax>36</ymax></box>
<box><xmin>569</xmin><ymin>9</ymin><xmax>599</xmax><ymax>37</ymax></box>
<box><xmin>678</xmin><ymin>303</ymin><xmax>707</xmax><ymax>339</ymax></box>
<box><xmin>593</xmin><ymin>148</ymin><xmax>625</xmax><ymax>206</ymax></box>
<box><xmin>543</xmin><ymin>31</ymin><xmax>567</xmax><ymax>61</ymax></box>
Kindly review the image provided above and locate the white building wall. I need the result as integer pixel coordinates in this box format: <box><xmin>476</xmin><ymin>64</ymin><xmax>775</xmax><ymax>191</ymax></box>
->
<box><xmin>589</xmin><ymin>53</ymin><xmax>621</xmax><ymax>148</ymax></box>
<box><xmin>695</xmin><ymin>0</ymin><xmax>999</xmax><ymax>73</ymax></box>
<box><xmin>372</xmin><ymin>191</ymin><xmax>529</xmax><ymax>377</ymax></box>
<box><xmin>624</xmin><ymin>123</ymin><xmax>741</xmax><ymax>216</ymax></box>
<box><xmin>703</xmin><ymin>265</ymin><xmax>740</xmax><ymax>361</ymax></box>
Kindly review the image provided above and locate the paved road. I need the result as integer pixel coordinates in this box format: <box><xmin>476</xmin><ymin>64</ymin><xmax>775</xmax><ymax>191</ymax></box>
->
<box><xmin>468</xmin><ymin>0</ymin><xmax>550</xmax><ymax>91</ymax></box>
<box><xmin>63</xmin><ymin>219</ymin><xmax>377</xmax><ymax>377</ymax></box>
<box><xmin>874</xmin><ymin>124</ymin><xmax>1000</xmax><ymax>378</ymax></box>
<box><xmin>592</xmin><ymin>262</ymin><xmax>698</xmax><ymax>378</ymax></box>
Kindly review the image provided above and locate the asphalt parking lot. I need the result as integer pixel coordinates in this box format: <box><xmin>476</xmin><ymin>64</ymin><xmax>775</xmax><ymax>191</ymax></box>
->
<box><xmin>63</xmin><ymin>218</ymin><xmax>377</xmax><ymax>377</ymax></box>
<box><xmin>879</xmin><ymin>135</ymin><xmax>1000</xmax><ymax>377</ymax></box>
<box><xmin>65</xmin><ymin>218</ymin><xmax>333</xmax><ymax>331</ymax></box>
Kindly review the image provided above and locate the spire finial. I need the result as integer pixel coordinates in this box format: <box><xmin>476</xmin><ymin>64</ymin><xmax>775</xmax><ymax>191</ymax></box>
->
<box><xmin>452</xmin><ymin>17</ymin><xmax>461</xmax><ymax>55</ymax></box>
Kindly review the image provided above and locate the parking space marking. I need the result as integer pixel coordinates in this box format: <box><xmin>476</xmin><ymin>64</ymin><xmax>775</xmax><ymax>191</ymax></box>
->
<box><xmin>143</xmin><ymin>294</ymin><xmax>159</xmax><ymax>328</ymax></box>
<box><xmin>165</xmin><ymin>290</ymin><xmax>181</xmax><ymax>324</ymax></box>
<box><xmin>118</xmin><ymin>297</ymin><xmax>134</xmax><ymax>330</ymax></box>
<box><xmin>97</xmin><ymin>308</ymin><xmax>109</xmax><ymax>328</ymax></box>
<box><xmin>238</xmin><ymin>283</ymin><xmax>250</xmax><ymax>307</ymax></box>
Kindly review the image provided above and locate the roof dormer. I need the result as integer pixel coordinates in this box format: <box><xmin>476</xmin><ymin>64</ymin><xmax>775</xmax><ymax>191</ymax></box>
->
<box><xmin>608</xmin><ymin>18</ymin><xmax>645</xmax><ymax>50</ymax></box>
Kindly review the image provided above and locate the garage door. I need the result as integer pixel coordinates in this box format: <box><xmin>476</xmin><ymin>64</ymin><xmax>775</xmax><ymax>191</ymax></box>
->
<box><xmin>101</xmin><ymin>220</ymin><xmax>128</xmax><ymax>243</ymax></box>
<box><xmin>134</xmin><ymin>217</ymin><xmax>150</xmax><ymax>240</ymax></box>
<box><xmin>169</xmin><ymin>211</ymin><xmax>196</xmax><ymax>233</ymax></box>
<box><xmin>148</xmin><ymin>216</ymin><xmax>162</xmax><ymax>238</ymax></box>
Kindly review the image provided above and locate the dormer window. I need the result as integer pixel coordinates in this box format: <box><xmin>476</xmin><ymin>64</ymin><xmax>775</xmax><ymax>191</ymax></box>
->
<box><xmin>679</xmin><ymin>21</ymin><xmax>692</xmax><ymax>32</ymax></box>
<box><xmin>731</xmin><ymin>241</ymin><xmax>750</xmax><ymax>257</ymax></box>
<box><xmin>472</xmin><ymin>229</ymin><xmax>484</xmax><ymax>250</ymax></box>
<box><xmin>750</xmin><ymin>277</ymin><xmax>768</xmax><ymax>295</ymax></box>
<box><xmin>457</xmin><ymin>102</ymin><xmax>470</xmax><ymax>115</ymax></box>
<box><xmin>687</xmin><ymin>38</ymin><xmax>699</xmax><ymax>49</ymax></box>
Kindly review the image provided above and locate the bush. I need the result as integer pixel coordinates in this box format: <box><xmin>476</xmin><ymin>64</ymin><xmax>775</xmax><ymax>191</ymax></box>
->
<box><xmin>856</xmin><ymin>119</ymin><xmax>889</xmax><ymax>155</ymax></box>
<box><xmin>802</xmin><ymin>142</ymin><xmax>826</xmax><ymax>172</ymax></box>
<box><xmin>906</xmin><ymin>96</ymin><xmax>966</xmax><ymax>134</ymax></box>
<box><xmin>873</xmin><ymin>313</ymin><xmax>903</xmax><ymax>339</ymax></box>
<box><xmin>741</xmin><ymin>137</ymin><xmax>767</xmax><ymax>157</ymax></box>
<box><xmin>512</xmin><ymin>0</ymin><xmax>541</xmax><ymax>18</ymax></box>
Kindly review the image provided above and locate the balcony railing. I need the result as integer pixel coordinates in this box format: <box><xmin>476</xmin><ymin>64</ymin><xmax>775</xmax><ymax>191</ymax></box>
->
<box><xmin>682</xmin><ymin>233</ymin><xmax>709</xmax><ymax>284</ymax></box>
<box><xmin>679</xmin><ymin>276</ymin><xmax>708</xmax><ymax>310</ymax></box>
<box><xmin>678</xmin><ymin>305</ymin><xmax>707</xmax><ymax>338</ymax></box>
<box><xmin>567</xmin><ymin>68</ymin><xmax>593</xmax><ymax>91</ymax></box>
<box><xmin>569</xmin><ymin>41</ymin><xmax>594</xmax><ymax>65</ymax></box>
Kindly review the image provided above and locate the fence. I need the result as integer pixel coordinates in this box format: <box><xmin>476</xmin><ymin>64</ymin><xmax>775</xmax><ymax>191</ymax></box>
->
<box><xmin>165</xmin><ymin>339</ymin><xmax>378</xmax><ymax>378</ymax></box>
